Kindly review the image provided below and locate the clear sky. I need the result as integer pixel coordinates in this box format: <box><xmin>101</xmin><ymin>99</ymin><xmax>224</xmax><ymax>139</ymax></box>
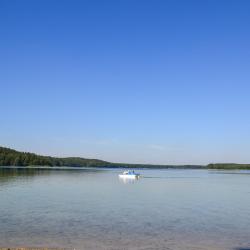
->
<box><xmin>1</xmin><ymin>0</ymin><xmax>250</xmax><ymax>165</ymax></box>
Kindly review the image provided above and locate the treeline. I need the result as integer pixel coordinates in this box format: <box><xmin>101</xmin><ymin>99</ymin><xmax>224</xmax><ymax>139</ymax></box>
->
<box><xmin>207</xmin><ymin>163</ymin><xmax>250</xmax><ymax>170</ymax></box>
<box><xmin>1</xmin><ymin>146</ymin><xmax>250</xmax><ymax>169</ymax></box>
<box><xmin>0</xmin><ymin>146</ymin><xmax>205</xmax><ymax>168</ymax></box>
<box><xmin>109</xmin><ymin>163</ymin><xmax>204</xmax><ymax>169</ymax></box>
<box><xmin>0</xmin><ymin>146</ymin><xmax>111</xmax><ymax>167</ymax></box>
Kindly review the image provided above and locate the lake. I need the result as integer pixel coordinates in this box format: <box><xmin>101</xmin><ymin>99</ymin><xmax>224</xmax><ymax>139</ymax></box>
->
<box><xmin>0</xmin><ymin>168</ymin><xmax>250</xmax><ymax>250</ymax></box>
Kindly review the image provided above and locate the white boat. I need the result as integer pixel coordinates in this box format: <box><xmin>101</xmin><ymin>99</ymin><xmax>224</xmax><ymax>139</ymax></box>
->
<box><xmin>119</xmin><ymin>170</ymin><xmax>140</xmax><ymax>179</ymax></box>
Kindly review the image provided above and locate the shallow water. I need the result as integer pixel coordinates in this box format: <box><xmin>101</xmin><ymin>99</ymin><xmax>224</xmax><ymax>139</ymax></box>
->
<box><xmin>0</xmin><ymin>168</ymin><xmax>250</xmax><ymax>250</ymax></box>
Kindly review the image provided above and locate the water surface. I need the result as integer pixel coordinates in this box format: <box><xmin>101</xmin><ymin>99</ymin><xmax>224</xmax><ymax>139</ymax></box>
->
<box><xmin>0</xmin><ymin>168</ymin><xmax>250</xmax><ymax>250</ymax></box>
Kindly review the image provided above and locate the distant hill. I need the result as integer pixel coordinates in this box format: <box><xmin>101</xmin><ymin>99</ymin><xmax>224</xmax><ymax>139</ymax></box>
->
<box><xmin>0</xmin><ymin>146</ymin><xmax>204</xmax><ymax>168</ymax></box>
<box><xmin>2</xmin><ymin>146</ymin><xmax>249</xmax><ymax>169</ymax></box>
<box><xmin>207</xmin><ymin>163</ymin><xmax>250</xmax><ymax>170</ymax></box>
<box><xmin>0</xmin><ymin>146</ymin><xmax>111</xmax><ymax>167</ymax></box>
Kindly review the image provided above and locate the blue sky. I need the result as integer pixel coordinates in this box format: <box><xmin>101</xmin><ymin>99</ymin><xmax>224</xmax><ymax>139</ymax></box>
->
<box><xmin>1</xmin><ymin>0</ymin><xmax>250</xmax><ymax>164</ymax></box>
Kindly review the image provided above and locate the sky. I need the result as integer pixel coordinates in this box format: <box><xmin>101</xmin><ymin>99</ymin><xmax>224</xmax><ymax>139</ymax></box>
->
<box><xmin>1</xmin><ymin>0</ymin><xmax>250</xmax><ymax>165</ymax></box>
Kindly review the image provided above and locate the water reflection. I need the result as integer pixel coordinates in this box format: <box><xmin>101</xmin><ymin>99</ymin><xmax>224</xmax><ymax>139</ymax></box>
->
<box><xmin>1</xmin><ymin>168</ymin><xmax>250</xmax><ymax>250</ymax></box>
<box><xmin>118</xmin><ymin>176</ymin><xmax>140</xmax><ymax>184</ymax></box>
<box><xmin>234</xmin><ymin>248</ymin><xmax>250</xmax><ymax>250</ymax></box>
<box><xmin>0</xmin><ymin>167</ymin><xmax>104</xmax><ymax>187</ymax></box>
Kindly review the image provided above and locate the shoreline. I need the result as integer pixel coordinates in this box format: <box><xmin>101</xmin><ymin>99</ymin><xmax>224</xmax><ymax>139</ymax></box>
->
<box><xmin>1</xmin><ymin>166</ymin><xmax>250</xmax><ymax>171</ymax></box>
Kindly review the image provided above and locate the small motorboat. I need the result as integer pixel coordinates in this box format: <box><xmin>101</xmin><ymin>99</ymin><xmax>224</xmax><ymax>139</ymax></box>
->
<box><xmin>119</xmin><ymin>170</ymin><xmax>140</xmax><ymax>179</ymax></box>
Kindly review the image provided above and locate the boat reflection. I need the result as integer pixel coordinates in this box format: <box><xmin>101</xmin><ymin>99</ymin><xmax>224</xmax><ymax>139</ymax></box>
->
<box><xmin>119</xmin><ymin>175</ymin><xmax>140</xmax><ymax>184</ymax></box>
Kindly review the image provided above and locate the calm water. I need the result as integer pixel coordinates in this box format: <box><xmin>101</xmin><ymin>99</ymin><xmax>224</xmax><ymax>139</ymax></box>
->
<box><xmin>0</xmin><ymin>168</ymin><xmax>250</xmax><ymax>250</ymax></box>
